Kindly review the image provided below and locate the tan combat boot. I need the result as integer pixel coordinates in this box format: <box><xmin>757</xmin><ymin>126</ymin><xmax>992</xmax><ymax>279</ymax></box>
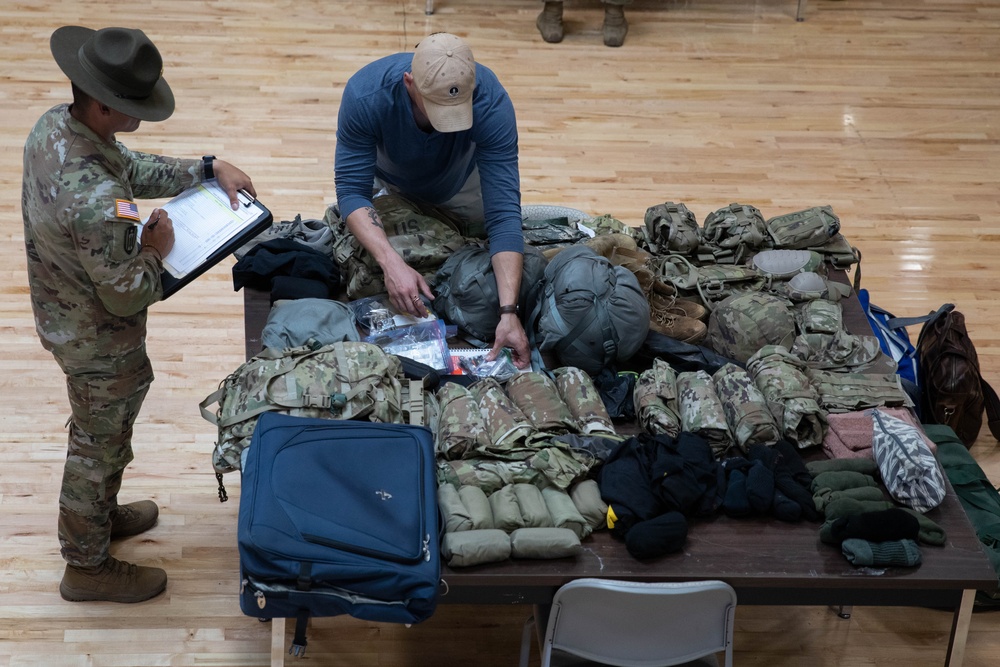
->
<box><xmin>536</xmin><ymin>1</ymin><xmax>564</xmax><ymax>43</ymax></box>
<box><xmin>60</xmin><ymin>555</ymin><xmax>167</xmax><ymax>603</ymax></box>
<box><xmin>650</xmin><ymin>310</ymin><xmax>708</xmax><ymax>345</ymax></box>
<box><xmin>110</xmin><ymin>500</ymin><xmax>159</xmax><ymax>539</ymax></box>
<box><xmin>602</xmin><ymin>3</ymin><xmax>629</xmax><ymax>47</ymax></box>
<box><xmin>609</xmin><ymin>246</ymin><xmax>653</xmax><ymax>274</ymax></box>
<box><xmin>631</xmin><ymin>265</ymin><xmax>710</xmax><ymax>321</ymax></box>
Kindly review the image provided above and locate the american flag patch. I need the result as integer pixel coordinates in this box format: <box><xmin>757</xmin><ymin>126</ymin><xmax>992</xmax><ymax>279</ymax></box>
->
<box><xmin>115</xmin><ymin>199</ymin><xmax>141</xmax><ymax>222</ymax></box>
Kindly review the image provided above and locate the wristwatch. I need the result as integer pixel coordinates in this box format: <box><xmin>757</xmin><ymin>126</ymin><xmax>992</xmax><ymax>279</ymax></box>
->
<box><xmin>499</xmin><ymin>304</ymin><xmax>519</xmax><ymax>316</ymax></box>
<box><xmin>202</xmin><ymin>155</ymin><xmax>216</xmax><ymax>181</ymax></box>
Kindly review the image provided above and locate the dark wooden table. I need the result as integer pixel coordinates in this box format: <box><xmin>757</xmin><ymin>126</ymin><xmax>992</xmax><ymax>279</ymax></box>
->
<box><xmin>242</xmin><ymin>285</ymin><xmax>996</xmax><ymax>667</ymax></box>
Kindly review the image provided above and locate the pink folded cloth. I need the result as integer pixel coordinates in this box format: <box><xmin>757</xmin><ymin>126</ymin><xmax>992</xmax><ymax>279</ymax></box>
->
<box><xmin>822</xmin><ymin>408</ymin><xmax>935</xmax><ymax>460</ymax></box>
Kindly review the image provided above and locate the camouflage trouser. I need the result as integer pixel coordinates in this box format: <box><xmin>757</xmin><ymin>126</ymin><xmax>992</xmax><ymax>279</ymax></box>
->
<box><xmin>57</xmin><ymin>350</ymin><xmax>153</xmax><ymax>566</ymax></box>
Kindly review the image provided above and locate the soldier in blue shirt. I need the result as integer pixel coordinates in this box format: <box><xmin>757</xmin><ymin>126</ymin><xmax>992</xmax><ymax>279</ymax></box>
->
<box><xmin>335</xmin><ymin>33</ymin><xmax>530</xmax><ymax>368</ymax></box>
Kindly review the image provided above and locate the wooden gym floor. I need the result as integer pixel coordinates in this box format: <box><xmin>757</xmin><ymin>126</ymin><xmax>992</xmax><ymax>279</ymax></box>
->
<box><xmin>1</xmin><ymin>1</ymin><xmax>997</xmax><ymax>665</ymax></box>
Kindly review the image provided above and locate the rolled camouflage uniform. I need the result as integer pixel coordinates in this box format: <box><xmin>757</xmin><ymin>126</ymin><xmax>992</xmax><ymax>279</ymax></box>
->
<box><xmin>22</xmin><ymin>104</ymin><xmax>203</xmax><ymax>567</ymax></box>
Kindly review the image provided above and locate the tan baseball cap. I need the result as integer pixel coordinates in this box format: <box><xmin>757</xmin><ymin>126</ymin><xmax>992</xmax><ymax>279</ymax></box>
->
<box><xmin>411</xmin><ymin>33</ymin><xmax>476</xmax><ymax>133</ymax></box>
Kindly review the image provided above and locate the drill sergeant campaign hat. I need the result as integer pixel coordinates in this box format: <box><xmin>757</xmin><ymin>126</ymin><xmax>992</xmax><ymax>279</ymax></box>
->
<box><xmin>411</xmin><ymin>33</ymin><xmax>476</xmax><ymax>133</ymax></box>
<box><xmin>50</xmin><ymin>26</ymin><xmax>174</xmax><ymax>122</ymax></box>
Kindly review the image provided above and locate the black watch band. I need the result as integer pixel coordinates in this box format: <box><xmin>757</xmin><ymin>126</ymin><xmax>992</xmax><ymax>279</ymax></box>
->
<box><xmin>499</xmin><ymin>304</ymin><xmax>519</xmax><ymax>316</ymax></box>
<box><xmin>202</xmin><ymin>155</ymin><xmax>216</xmax><ymax>180</ymax></box>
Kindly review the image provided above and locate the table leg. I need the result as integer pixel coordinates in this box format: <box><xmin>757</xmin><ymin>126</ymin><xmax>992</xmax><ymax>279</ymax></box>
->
<box><xmin>944</xmin><ymin>589</ymin><xmax>976</xmax><ymax>667</ymax></box>
<box><xmin>796</xmin><ymin>0</ymin><xmax>807</xmax><ymax>21</ymax></box>
<box><xmin>271</xmin><ymin>618</ymin><xmax>287</xmax><ymax>667</ymax></box>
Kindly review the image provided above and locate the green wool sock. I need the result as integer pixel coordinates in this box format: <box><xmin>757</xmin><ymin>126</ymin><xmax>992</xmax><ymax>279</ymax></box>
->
<box><xmin>807</xmin><ymin>458</ymin><xmax>880</xmax><ymax>477</ymax></box>
<box><xmin>842</xmin><ymin>538</ymin><xmax>922</xmax><ymax>567</ymax></box>
<box><xmin>810</xmin><ymin>471</ymin><xmax>879</xmax><ymax>494</ymax></box>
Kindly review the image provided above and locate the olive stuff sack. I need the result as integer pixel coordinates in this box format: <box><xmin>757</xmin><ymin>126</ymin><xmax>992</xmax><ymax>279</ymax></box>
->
<box><xmin>914</xmin><ymin>304</ymin><xmax>1000</xmax><ymax>447</ymax></box>
<box><xmin>529</xmin><ymin>245</ymin><xmax>650</xmax><ymax>375</ymax></box>
<box><xmin>200</xmin><ymin>341</ymin><xmax>406</xmax><ymax>494</ymax></box>
<box><xmin>431</xmin><ymin>244</ymin><xmax>548</xmax><ymax>343</ymax></box>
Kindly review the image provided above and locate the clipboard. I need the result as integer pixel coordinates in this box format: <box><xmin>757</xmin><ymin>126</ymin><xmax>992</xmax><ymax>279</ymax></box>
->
<box><xmin>154</xmin><ymin>182</ymin><xmax>273</xmax><ymax>299</ymax></box>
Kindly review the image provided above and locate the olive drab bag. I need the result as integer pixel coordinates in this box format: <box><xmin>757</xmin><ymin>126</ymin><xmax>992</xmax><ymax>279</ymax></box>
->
<box><xmin>641</xmin><ymin>202</ymin><xmax>700</xmax><ymax>255</ymax></box>
<box><xmin>327</xmin><ymin>194</ymin><xmax>467</xmax><ymax>299</ymax></box>
<box><xmin>914</xmin><ymin>304</ymin><xmax>1000</xmax><ymax>447</ymax></box>
<box><xmin>200</xmin><ymin>340</ymin><xmax>406</xmax><ymax>481</ymax></box>
<box><xmin>701</xmin><ymin>203</ymin><xmax>771</xmax><ymax>262</ymax></box>
<box><xmin>765</xmin><ymin>205</ymin><xmax>841</xmax><ymax>249</ymax></box>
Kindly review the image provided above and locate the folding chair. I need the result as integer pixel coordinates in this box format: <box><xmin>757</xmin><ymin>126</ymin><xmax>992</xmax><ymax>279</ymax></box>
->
<box><xmin>519</xmin><ymin>579</ymin><xmax>737</xmax><ymax>667</ymax></box>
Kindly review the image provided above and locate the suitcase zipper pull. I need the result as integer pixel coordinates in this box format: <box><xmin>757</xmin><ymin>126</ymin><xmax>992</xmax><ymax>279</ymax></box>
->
<box><xmin>423</xmin><ymin>534</ymin><xmax>431</xmax><ymax>562</ymax></box>
<box><xmin>255</xmin><ymin>590</ymin><xmax>266</xmax><ymax>610</ymax></box>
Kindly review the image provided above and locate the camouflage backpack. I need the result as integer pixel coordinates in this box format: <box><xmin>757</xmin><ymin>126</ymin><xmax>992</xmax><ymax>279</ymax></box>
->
<box><xmin>328</xmin><ymin>194</ymin><xmax>468</xmax><ymax>299</ymax></box>
<box><xmin>642</xmin><ymin>202</ymin><xmax>700</xmax><ymax>255</ymax></box>
<box><xmin>766</xmin><ymin>205</ymin><xmax>841</xmax><ymax>249</ymax></box>
<box><xmin>200</xmin><ymin>340</ymin><xmax>407</xmax><ymax>478</ymax></box>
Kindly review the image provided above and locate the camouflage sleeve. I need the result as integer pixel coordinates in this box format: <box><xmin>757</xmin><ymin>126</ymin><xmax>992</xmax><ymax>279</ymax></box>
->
<box><xmin>120</xmin><ymin>145</ymin><xmax>200</xmax><ymax>199</ymax></box>
<box><xmin>68</xmin><ymin>190</ymin><xmax>163</xmax><ymax>317</ymax></box>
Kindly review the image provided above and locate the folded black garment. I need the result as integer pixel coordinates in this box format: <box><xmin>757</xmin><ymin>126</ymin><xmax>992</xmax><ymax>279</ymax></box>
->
<box><xmin>232</xmin><ymin>238</ymin><xmax>341</xmax><ymax>300</ymax></box>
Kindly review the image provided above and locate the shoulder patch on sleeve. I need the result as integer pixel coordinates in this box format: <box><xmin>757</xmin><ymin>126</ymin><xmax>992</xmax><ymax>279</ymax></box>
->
<box><xmin>114</xmin><ymin>199</ymin><xmax>141</xmax><ymax>222</ymax></box>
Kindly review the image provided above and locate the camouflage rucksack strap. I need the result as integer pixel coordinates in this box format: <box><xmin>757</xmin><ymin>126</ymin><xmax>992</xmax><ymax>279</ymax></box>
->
<box><xmin>198</xmin><ymin>343</ymin><xmax>318</xmax><ymax>426</ymax></box>
<box><xmin>405</xmin><ymin>379</ymin><xmax>424</xmax><ymax>426</ymax></box>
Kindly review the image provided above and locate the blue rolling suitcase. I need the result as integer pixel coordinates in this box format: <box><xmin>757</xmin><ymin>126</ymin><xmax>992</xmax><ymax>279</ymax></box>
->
<box><xmin>238</xmin><ymin>412</ymin><xmax>440</xmax><ymax>656</ymax></box>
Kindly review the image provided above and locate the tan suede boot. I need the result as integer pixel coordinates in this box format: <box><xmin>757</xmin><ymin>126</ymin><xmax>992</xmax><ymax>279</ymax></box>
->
<box><xmin>602</xmin><ymin>3</ymin><xmax>628</xmax><ymax>48</ymax></box>
<box><xmin>650</xmin><ymin>310</ymin><xmax>708</xmax><ymax>344</ymax></box>
<box><xmin>110</xmin><ymin>500</ymin><xmax>159</xmax><ymax>539</ymax></box>
<box><xmin>60</xmin><ymin>556</ymin><xmax>167</xmax><ymax>603</ymax></box>
<box><xmin>536</xmin><ymin>1</ymin><xmax>564</xmax><ymax>44</ymax></box>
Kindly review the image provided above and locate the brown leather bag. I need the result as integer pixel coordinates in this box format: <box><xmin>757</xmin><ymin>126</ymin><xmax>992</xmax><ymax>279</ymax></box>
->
<box><xmin>915</xmin><ymin>304</ymin><xmax>1000</xmax><ymax>447</ymax></box>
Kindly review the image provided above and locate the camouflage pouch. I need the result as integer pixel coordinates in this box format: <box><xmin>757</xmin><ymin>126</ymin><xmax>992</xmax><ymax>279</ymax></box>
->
<box><xmin>506</xmin><ymin>372</ymin><xmax>578</xmax><ymax>434</ymax></box>
<box><xmin>766</xmin><ymin>205</ymin><xmax>841</xmax><ymax>249</ymax></box>
<box><xmin>436</xmin><ymin>382</ymin><xmax>490</xmax><ymax>460</ymax></box>
<box><xmin>676</xmin><ymin>370</ymin><xmax>733</xmax><ymax>458</ymax></box>
<box><xmin>552</xmin><ymin>366</ymin><xmax>617</xmax><ymax>436</ymax></box>
<box><xmin>634</xmin><ymin>358</ymin><xmax>681</xmax><ymax>437</ymax></box>
<box><xmin>806</xmin><ymin>368</ymin><xmax>912</xmax><ymax>413</ymax></box>
<box><xmin>642</xmin><ymin>202</ymin><xmax>700</xmax><ymax>255</ymax></box>
<box><xmin>586</xmin><ymin>213</ymin><xmax>640</xmax><ymax>240</ymax></box>
<box><xmin>712</xmin><ymin>363</ymin><xmax>780</xmax><ymax>453</ymax></box>
<box><xmin>200</xmin><ymin>341</ymin><xmax>404</xmax><ymax>474</ymax></box>
<box><xmin>806</xmin><ymin>233</ymin><xmax>861</xmax><ymax>269</ymax></box>
<box><xmin>798</xmin><ymin>299</ymin><xmax>843</xmax><ymax>335</ymax></box>
<box><xmin>327</xmin><ymin>194</ymin><xmax>468</xmax><ymax>299</ymax></box>
<box><xmin>746</xmin><ymin>345</ymin><xmax>827</xmax><ymax>449</ymax></box>
<box><xmin>471</xmin><ymin>377</ymin><xmax>538</xmax><ymax>456</ymax></box>
<box><xmin>701</xmin><ymin>203</ymin><xmax>770</xmax><ymax>262</ymax></box>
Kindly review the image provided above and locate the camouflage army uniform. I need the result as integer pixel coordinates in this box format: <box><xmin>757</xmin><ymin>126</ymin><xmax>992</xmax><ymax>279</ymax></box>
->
<box><xmin>22</xmin><ymin>104</ymin><xmax>202</xmax><ymax>567</ymax></box>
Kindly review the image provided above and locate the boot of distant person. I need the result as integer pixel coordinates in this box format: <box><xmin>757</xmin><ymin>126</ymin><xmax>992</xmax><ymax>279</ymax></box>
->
<box><xmin>536</xmin><ymin>1</ymin><xmax>565</xmax><ymax>43</ymax></box>
<box><xmin>603</xmin><ymin>1</ymin><xmax>629</xmax><ymax>47</ymax></box>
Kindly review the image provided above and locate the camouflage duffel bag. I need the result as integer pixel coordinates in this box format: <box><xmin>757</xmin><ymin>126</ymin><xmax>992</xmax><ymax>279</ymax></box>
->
<box><xmin>200</xmin><ymin>340</ymin><xmax>405</xmax><ymax>476</ymax></box>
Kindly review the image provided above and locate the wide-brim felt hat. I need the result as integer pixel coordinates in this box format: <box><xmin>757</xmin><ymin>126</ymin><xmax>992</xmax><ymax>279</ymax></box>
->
<box><xmin>51</xmin><ymin>26</ymin><xmax>174</xmax><ymax>122</ymax></box>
